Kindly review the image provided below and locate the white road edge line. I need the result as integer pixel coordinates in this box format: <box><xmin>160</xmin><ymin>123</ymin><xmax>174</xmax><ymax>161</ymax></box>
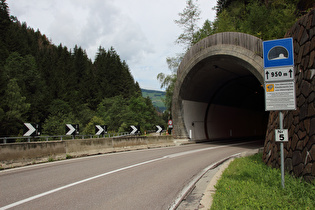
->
<box><xmin>0</xmin><ymin>157</ymin><xmax>166</xmax><ymax>210</ymax></box>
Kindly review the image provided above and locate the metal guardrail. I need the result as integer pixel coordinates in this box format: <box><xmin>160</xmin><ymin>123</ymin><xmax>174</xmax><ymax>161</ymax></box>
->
<box><xmin>0</xmin><ymin>132</ymin><xmax>132</xmax><ymax>144</ymax></box>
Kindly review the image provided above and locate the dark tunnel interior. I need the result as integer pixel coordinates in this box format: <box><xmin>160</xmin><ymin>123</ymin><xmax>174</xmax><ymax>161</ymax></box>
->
<box><xmin>179</xmin><ymin>55</ymin><xmax>269</xmax><ymax>141</ymax></box>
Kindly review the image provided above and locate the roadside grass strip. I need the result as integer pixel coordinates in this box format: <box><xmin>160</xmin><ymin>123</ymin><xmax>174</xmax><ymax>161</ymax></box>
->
<box><xmin>211</xmin><ymin>153</ymin><xmax>315</xmax><ymax>209</ymax></box>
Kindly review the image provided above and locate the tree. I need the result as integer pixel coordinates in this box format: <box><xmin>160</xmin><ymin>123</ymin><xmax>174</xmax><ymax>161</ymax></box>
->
<box><xmin>1</xmin><ymin>79</ymin><xmax>30</xmax><ymax>136</ymax></box>
<box><xmin>96</xmin><ymin>96</ymin><xmax>128</xmax><ymax>131</ymax></box>
<box><xmin>158</xmin><ymin>0</ymin><xmax>201</xmax><ymax>117</ymax></box>
<box><xmin>192</xmin><ymin>20</ymin><xmax>215</xmax><ymax>45</ymax></box>
<box><xmin>174</xmin><ymin>0</ymin><xmax>201</xmax><ymax>49</ymax></box>
<box><xmin>157</xmin><ymin>72</ymin><xmax>177</xmax><ymax>113</ymax></box>
<box><xmin>4</xmin><ymin>52</ymin><xmax>47</xmax><ymax>122</ymax></box>
<box><xmin>83</xmin><ymin>116</ymin><xmax>105</xmax><ymax>135</ymax></box>
<box><xmin>0</xmin><ymin>0</ymin><xmax>10</xmax><ymax>65</ymax></box>
<box><xmin>212</xmin><ymin>0</ymin><xmax>298</xmax><ymax>40</ymax></box>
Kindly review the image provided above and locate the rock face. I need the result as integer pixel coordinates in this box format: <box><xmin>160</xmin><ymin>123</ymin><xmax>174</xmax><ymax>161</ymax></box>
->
<box><xmin>263</xmin><ymin>9</ymin><xmax>315</xmax><ymax>182</ymax></box>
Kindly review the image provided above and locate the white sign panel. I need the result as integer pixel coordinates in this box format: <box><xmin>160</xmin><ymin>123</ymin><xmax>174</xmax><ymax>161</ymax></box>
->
<box><xmin>265</xmin><ymin>81</ymin><xmax>296</xmax><ymax>111</ymax></box>
<box><xmin>275</xmin><ymin>129</ymin><xmax>288</xmax><ymax>142</ymax></box>
<box><xmin>264</xmin><ymin>66</ymin><xmax>294</xmax><ymax>82</ymax></box>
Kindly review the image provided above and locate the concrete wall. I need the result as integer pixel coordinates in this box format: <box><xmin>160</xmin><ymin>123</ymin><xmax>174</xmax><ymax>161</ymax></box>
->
<box><xmin>206</xmin><ymin>104</ymin><xmax>267</xmax><ymax>140</ymax></box>
<box><xmin>182</xmin><ymin>100</ymin><xmax>267</xmax><ymax>141</ymax></box>
<box><xmin>263</xmin><ymin>9</ymin><xmax>315</xmax><ymax>182</ymax></box>
<box><xmin>182</xmin><ymin>100</ymin><xmax>208</xmax><ymax>140</ymax></box>
<box><xmin>0</xmin><ymin>136</ymin><xmax>174</xmax><ymax>169</ymax></box>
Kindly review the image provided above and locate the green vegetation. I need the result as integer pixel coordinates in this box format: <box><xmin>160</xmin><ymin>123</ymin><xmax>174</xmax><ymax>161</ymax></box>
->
<box><xmin>209</xmin><ymin>0</ymin><xmax>299</xmax><ymax>41</ymax></box>
<box><xmin>141</xmin><ymin>89</ymin><xmax>166</xmax><ymax>113</ymax></box>
<box><xmin>158</xmin><ymin>0</ymin><xmax>307</xmax><ymax>115</ymax></box>
<box><xmin>0</xmin><ymin>0</ymin><xmax>164</xmax><ymax>136</ymax></box>
<box><xmin>66</xmin><ymin>154</ymin><xmax>73</xmax><ymax>159</ymax></box>
<box><xmin>211</xmin><ymin>153</ymin><xmax>315</xmax><ymax>209</ymax></box>
<box><xmin>47</xmin><ymin>156</ymin><xmax>54</xmax><ymax>162</ymax></box>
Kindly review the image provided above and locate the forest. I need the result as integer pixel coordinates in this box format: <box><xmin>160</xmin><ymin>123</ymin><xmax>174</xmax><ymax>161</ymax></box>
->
<box><xmin>0</xmin><ymin>0</ymin><xmax>165</xmax><ymax>137</ymax></box>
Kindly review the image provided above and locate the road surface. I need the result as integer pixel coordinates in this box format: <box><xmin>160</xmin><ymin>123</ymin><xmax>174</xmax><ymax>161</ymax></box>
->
<box><xmin>0</xmin><ymin>139</ymin><xmax>263</xmax><ymax>209</ymax></box>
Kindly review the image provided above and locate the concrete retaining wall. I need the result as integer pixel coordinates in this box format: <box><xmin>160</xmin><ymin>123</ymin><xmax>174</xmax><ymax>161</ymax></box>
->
<box><xmin>263</xmin><ymin>9</ymin><xmax>315</xmax><ymax>182</ymax></box>
<box><xmin>0</xmin><ymin>136</ymin><xmax>174</xmax><ymax>169</ymax></box>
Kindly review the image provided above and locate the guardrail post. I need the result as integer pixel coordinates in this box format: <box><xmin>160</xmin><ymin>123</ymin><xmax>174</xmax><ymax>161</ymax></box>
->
<box><xmin>4</xmin><ymin>137</ymin><xmax>7</xmax><ymax>144</ymax></box>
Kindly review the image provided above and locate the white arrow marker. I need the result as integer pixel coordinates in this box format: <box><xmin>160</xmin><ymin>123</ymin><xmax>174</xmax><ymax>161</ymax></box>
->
<box><xmin>156</xmin><ymin>125</ymin><xmax>162</xmax><ymax>133</ymax></box>
<box><xmin>66</xmin><ymin>124</ymin><xmax>75</xmax><ymax>135</ymax></box>
<box><xmin>130</xmin><ymin>125</ymin><xmax>137</xmax><ymax>134</ymax></box>
<box><xmin>95</xmin><ymin>125</ymin><xmax>104</xmax><ymax>135</ymax></box>
<box><xmin>24</xmin><ymin>123</ymin><xmax>36</xmax><ymax>136</ymax></box>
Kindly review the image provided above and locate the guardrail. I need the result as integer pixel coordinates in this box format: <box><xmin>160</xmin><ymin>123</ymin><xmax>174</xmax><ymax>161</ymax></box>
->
<box><xmin>0</xmin><ymin>132</ymin><xmax>132</xmax><ymax>144</ymax></box>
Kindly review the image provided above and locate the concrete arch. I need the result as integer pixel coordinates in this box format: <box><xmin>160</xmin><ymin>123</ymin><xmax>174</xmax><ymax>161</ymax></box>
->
<box><xmin>172</xmin><ymin>32</ymin><xmax>268</xmax><ymax>141</ymax></box>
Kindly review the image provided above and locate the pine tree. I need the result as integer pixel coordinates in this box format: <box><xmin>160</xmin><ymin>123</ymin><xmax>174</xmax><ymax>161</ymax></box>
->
<box><xmin>1</xmin><ymin>79</ymin><xmax>30</xmax><ymax>136</ymax></box>
<box><xmin>174</xmin><ymin>0</ymin><xmax>201</xmax><ymax>49</ymax></box>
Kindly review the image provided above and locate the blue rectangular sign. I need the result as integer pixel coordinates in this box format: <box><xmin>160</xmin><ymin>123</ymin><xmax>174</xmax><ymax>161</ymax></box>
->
<box><xmin>263</xmin><ymin>37</ymin><xmax>294</xmax><ymax>68</ymax></box>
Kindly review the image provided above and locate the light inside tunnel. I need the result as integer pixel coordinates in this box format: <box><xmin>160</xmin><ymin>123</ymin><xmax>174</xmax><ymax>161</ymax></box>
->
<box><xmin>179</xmin><ymin>55</ymin><xmax>269</xmax><ymax>141</ymax></box>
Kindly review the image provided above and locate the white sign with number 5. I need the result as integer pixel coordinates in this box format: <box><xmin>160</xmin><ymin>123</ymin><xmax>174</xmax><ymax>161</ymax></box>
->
<box><xmin>275</xmin><ymin>129</ymin><xmax>288</xmax><ymax>142</ymax></box>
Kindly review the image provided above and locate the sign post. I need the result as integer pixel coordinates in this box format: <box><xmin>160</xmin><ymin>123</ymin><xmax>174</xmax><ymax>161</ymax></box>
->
<box><xmin>167</xmin><ymin>120</ymin><xmax>173</xmax><ymax>135</ymax></box>
<box><xmin>263</xmin><ymin>37</ymin><xmax>295</xmax><ymax>188</ymax></box>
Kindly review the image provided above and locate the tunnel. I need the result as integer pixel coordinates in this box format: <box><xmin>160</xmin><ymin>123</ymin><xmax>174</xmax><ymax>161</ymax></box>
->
<box><xmin>172</xmin><ymin>32</ymin><xmax>269</xmax><ymax>141</ymax></box>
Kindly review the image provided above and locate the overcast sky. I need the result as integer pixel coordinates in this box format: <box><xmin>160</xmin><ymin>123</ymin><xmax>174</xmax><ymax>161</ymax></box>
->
<box><xmin>7</xmin><ymin>0</ymin><xmax>216</xmax><ymax>91</ymax></box>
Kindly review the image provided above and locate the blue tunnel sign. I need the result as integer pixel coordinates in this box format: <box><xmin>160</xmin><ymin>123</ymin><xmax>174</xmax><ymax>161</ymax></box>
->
<box><xmin>263</xmin><ymin>37</ymin><xmax>294</xmax><ymax>68</ymax></box>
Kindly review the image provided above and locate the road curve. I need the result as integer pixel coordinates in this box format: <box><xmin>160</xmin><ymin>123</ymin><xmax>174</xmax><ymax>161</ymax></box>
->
<box><xmin>0</xmin><ymin>139</ymin><xmax>263</xmax><ymax>210</ymax></box>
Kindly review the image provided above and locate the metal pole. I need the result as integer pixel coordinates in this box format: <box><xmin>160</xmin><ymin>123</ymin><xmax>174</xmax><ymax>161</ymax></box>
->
<box><xmin>279</xmin><ymin>111</ymin><xmax>285</xmax><ymax>188</ymax></box>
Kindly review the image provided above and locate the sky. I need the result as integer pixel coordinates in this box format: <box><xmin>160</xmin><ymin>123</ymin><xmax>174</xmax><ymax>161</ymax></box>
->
<box><xmin>7</xmin><ymin>0</ymin><xmax>217</xmax><ymax>91</ymax></box>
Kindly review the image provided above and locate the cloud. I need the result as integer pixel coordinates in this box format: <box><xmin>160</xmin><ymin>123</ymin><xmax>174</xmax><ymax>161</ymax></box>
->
<box><xmin>7</xmin><ymin>0</ymin><xmax>217</xmax><ymax>90</ymax></box>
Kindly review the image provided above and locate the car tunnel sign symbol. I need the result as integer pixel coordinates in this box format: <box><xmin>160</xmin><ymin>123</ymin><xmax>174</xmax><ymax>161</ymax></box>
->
<box><xmin>263</xmin><ymin>37</ymin><xmax>294</xmax><ymax>68</ymax></box>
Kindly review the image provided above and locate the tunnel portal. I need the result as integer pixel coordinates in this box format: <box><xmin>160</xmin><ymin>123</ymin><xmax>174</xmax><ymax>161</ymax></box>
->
<box><xmin>172</xmin><ymin>32</ymin><xmax>269</xmax><ymax>141</ymax></box>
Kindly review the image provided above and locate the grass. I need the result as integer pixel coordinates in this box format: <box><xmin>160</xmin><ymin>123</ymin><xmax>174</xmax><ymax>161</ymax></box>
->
<box><xmin>211</xmin><ymin>153</ymin><xmax>315</xmax><ymax>209</ymax></box>
<box><xmin>47</xmin><ymin>156</ymin><xmax>54</xmax><ymax>162</ymax></box>
<box><xmin>66</xmin><ymin>154</ymin><xmax>73</xmax><ymax>159</ymax></box>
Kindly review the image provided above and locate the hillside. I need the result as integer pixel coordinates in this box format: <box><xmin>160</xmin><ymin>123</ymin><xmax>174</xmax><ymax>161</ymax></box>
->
<box><xmin>141</xmin><ymin>89</ymin><xmax>166</xmax><ymax>112</ymax></box>
<box><xmin>0</xmin><ymin>2</ymin><xmax>165</xmax><ymax>136</ymax></box>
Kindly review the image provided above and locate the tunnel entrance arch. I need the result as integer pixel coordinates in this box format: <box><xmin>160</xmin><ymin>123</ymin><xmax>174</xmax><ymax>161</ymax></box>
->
<box><xmin>172</xmin><ymin>32</ymin><xmax>268</xmax><ymax>141</ymax></box>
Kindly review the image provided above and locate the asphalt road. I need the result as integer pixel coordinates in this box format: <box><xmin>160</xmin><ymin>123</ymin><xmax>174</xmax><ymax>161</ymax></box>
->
<box><xmin>0</xmin><ymin>139</ymin><xmax>263</xmax><ymax>210</ymax></box>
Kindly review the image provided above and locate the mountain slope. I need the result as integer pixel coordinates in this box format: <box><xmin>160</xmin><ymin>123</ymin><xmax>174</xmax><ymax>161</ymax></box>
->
<box><xmin>141</xmin><ymin>89</ymin><xmax>166</xmax><ymax>112</ymax></box>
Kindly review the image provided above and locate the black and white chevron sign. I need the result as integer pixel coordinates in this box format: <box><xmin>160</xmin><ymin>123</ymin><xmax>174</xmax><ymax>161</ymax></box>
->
<box><xmin>95</xmin><ymin>125</ymin><xmax>107</xmax><ymax>135</ymax></box>
<box><xmin>23</xmin><ymin>123</ymin><xmax>40</xmax><ymax>136</ymax></box>
<box><xmin>65</xmin><ymin>124</ymin><xmax>79</xmax><ymax>135</ymax></box>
